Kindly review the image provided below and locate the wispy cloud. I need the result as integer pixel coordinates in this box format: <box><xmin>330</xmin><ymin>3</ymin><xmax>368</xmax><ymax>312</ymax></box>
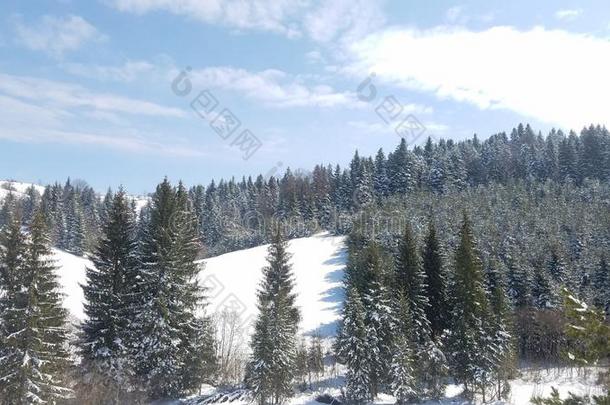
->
<box><xmin>108</xmin><ymin>0</ymin><xmax>304</xmax><ymax>37</ymax></box>
<box><xmin>108</xmin><ymin>0</ymin><xmax>386</xmax><ymax>44</ymax></box>
<box><xmin>61</xmin><ymin>60</ymin><xmax>156</xmax><ymax>82</ymax></box>
<box><xmin>186</xmin><ymin>66</ymin><xmax>363</xmax><ymax>108</ymax></box>
<box><xmin>13</xmin><ymin>14</ymin><xmax>104</xmax><ymax>57</ymax></box>
<box><xmin>349</xmin><ymin>25</ymin><xmax>610</xmax><ymax>130</ymax></box>
<box><xmin>0</xmin><ymin>126</ymin><xmax>207</xmax><ymax>157</ymax></box>
<box><xmin>555</xmin><ymin>9</ymin><xmax>582</xmax><ymax>21</ymax></box>
<box><xmin>303</xmin><ymin>0</ymin><xmax>385</xmax><ymax>44</ymax></box>
<box><xmin>0</xmin><ymin>72</ymin><xmax>185</xmax><ymax>117</ymax></box>
<box><xmin>0</xmin><ymin>91</ymin><xmax>203</xmax><ymax>157</ymax></box>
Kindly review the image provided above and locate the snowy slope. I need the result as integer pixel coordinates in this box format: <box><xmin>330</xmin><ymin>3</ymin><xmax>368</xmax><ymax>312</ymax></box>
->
<box><xmin>0</xmin><ymin>180</ymin><xmax>45</xmax><ymax>201</ymax></box>
<box><xmin>53</xmin><ymin>248</ymin><xmax>91</xmax><ymax>322</ymax></box>
<box><xmin>198</xmin><ymin>232</ymin><xmax>346</xmax><ymax>337</ymax></box>
<box><xmin>53</xmin><ymin>232</ymin><xmax>347</xmax><ymax>336</ymax></box>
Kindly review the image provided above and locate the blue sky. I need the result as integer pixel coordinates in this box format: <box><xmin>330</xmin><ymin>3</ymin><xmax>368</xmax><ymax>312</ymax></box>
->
<box><xmin>1</xmin><ymin>0</ymin><xmax>610</xmax><ymax>193</ymax></box>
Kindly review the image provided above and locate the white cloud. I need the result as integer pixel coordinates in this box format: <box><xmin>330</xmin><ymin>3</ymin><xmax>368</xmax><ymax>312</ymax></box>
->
<box><xmin>0</xmin><ymin>126</ymin><xmax>206</xmax><ymax>157</ymax></box>
<box><xmin>555</xmin><ymin>9</ymin><xmax>582</xmax><ymax>21</ymax></box>
<box><xmin>0</xmin><ymin>72</ymin><xmax>185</xmax><ymax>118</ymax></box>
<box><xmin>187</xmin><ymin>66</ymin><xmax>362</xmax><ymax>108</ymax></box>
<box><xmin>109</xmin><ymin>0</ymin><xmax>385</xmax><ymax>43</ymax></box>
<box><xmin>109</xmin><ymin>0</ymin><xmax>304</xmax><ymax>37</ymax></box>
<box><xmin>349</xmin><ymin>26</ymin><xmax>610</xmax><ymax>130</ymax></box>
<box><xmin>305</xmin><ymin>50</ymin><xmax>323</xmax><ymax>64</ymax></box>
<box><xmin>303</xmin><ymin>0</ymin><xmax>385</xmax><ymax>44</ymax></box>
<box><xmin>14</xmin><ymin>14</ymin><xmax>103</xmax><ymax>57</ymax></box>
<box><xmin>62</xmin><ymin>60</ymin><xmax>155</xmax><ymax>82</ymax></box>
<box><xmin>0</xmin><ymin>92</ymin><xmax>202</xmax><ymax>156</ymax></box>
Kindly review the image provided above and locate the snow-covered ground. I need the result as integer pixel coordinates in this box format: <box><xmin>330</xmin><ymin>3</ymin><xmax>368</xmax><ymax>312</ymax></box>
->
<box><xmin>53</xmin><ymin>232</ymin><xmax>346</xmax><ymax>337</ymax></box>
<box><xmin>0</xmin><ymin>180</ymin><xmax>45</xmax><ymax>201</ymax></box>
<box><xmin>53</xmin><ymin>248</ymin><xmax>91</xmax><ymax>322</ymax></box>
<box><xmin>184</xmin><ymin>367</ymin><xmax>608</xmax><ymax>405</ymax></box>
<box><xmin>197</xmin><ymin>232</ymin><xmax>346</xmax><ymax>337</ymax></box>
<box><xmin>49</xmin><ymin>234</ymin><xmax>607</xmax><ymax>404</ymax></box>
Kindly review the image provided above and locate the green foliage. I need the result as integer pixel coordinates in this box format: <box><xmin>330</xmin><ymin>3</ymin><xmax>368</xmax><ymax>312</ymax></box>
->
<box><xmin>562</xmin><ymin>289</ymin><xmax>610</xmax><ymax>366</ymax></box>
<box><xmin>249</xmin><ymin>227</ymin><xmax>300</xmax><ymax>405</ymax></box>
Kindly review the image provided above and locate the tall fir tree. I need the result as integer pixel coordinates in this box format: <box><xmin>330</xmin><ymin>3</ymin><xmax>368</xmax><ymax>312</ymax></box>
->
<box><xmin>338</xmin><ymin>287</ymin><xmax>371</xmax><ymax>404</ymax></box>
<box><xmin>129</xmin><ymin>179</ymin><xmax>213</xmax><ymax>400</ymax></box>
<box><xmin>421</xmin><ymin>221</ymin><xmax>449</xmax><ymax>338</ymax></box>
<box><xmin>445</xmin><ymin>214</ymin><xmax>493</xmax><ymax>398</ymax></box>
<box><xmin>0</xmin><ymin>211</ymin><xmax>72</xmax><ymax>403</ymax></box>
<box><xmin>78</xmin><ymin>189</ymin><xmax>139</xmax><ymax>403</ymax></box>
<box><xmin>361</xmin><ymin>243</ymin><xmax>395</xmax><ymax>397</ymax></box>
<box><xmin>389</xmin><ymin>293</ymin><xmax>416</xmax><ymax>404</ymax></box>
<box><xmin>394</xmin><ymin>223</ymin><xmax>431</xmax><ymax>343</ymax></box>
<box><xmin>249</xmin><ymin>227</ymin><xmax>300</xmax><ymax>405</ymax></box>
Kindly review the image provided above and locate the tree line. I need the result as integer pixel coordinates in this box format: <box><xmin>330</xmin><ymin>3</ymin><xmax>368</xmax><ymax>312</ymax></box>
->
<box><xmin>2</xmin><ymin>123</ymin><xmax>609</xmax><ymax>257</ymax></box>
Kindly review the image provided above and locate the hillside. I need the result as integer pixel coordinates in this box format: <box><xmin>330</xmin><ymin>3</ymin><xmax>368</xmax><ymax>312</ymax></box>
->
<box><xmin>0</xmin><ymin>180</ymin><xmax>45</xmax><ymax>201</ymax></box>
<box><xmin>54</xmin><ymin>232</ymin><xmax>347</xmax><ymax>336</ymax></box>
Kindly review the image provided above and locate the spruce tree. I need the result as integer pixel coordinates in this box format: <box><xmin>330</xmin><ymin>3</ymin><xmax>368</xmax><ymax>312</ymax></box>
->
<box><xmin>129</xmin><ymin>179</ymin><xmax>213</xmax><ymax>400</ymax></box>
<box><xmin>592</xmin><ymin>257</ymin><xmax>609</xmax><ymax>315</ymax></box>
<box><xmin>390</xmin><ymin>293</ymin><xmax>416</xmax><ymax>404</ymax></box>
<box><xmin>338</xmin><ymin>287</ymin><xmax>371</xmax><ymax>404</ymax></box>
<box><xmin>446</xmin><ymin>214</ymin><xmax>493</xmax><ymax>397</ymax></box>
<box><xmin>421</xmin><ymin>221</ymin><xmax>449</xmax><ymax>337</ymax></box>
<box><xmin>531</xmin><ymin>265</ymin><xmax>556</xmax><ymax>309</ymax></box>
<box><xmin>249</xmin><ymin>227</ymin><xmax>300</xmax><ymax>405</ymax></box>
<box><xmin>394</xmin><ymin>223</ymin><xmax>431</xmax><ymax>343</ymax></box>
<box><xmin>485</xmin><ymin>258</ymin><xmax>515</xmax><ymax>400</ymax></box>
<box><xmin>0</xmin><ymin>211</ymin><xmax>72</xmax><ymax>403</ymax></box>
<box><xmin>78</xmin><ymin>189</ymin><xmax>138</xmax><ymax>402</ymax></box>
<box><xmin>307</xmin><ymin>335</ymin><xmax>324</xmax><ymax>384</ymax></box>
<box><xmin>361</xmin><ymin>243</ymin><xmax>395</xmax><ymax>397</ymax></box>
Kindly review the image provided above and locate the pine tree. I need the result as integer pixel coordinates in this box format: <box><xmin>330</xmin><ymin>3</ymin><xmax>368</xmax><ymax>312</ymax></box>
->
<box><xmin>506</xmin><ymin>252</ymin><xmax>531</xmax><ymax>309</ymax></box>
<box><xmin>78</xmin><ymin>189</ymin><xmax>138</xmax><ymax>402</ymax></box>
<box><xmin>0</xmin><ymin>212</ymin><xmax>26</xmax><ymax>355</ymax></box>
<box><xmin>307</xmin><ymin>335</ymin><xmax>324</xmax><ymax>384</ymax></box>
<box><xmin>361</xmin><ymin>243</ymin><xmax>395</xmax><ymax>396</ymax></box>
<box><xmin>372</xmin><ymin>149</ymin><xmax>389</xmax><ymax>199</ymax></box>
<box><xmin>592</xmin><ymin>257</ymin><xmax>609</xmax><ymax>315</ymax></box>
<box><xmin>63</xmin><ymin>192</ymin><xmax>85</xmax><ymax>255</ymax></box>
<box><xmin>531</xmin><ymin>265</ymin><xmax>556</xmax><ymax>309</ymax></box>
<box><xmin>446</xmin><ymin>214</ymin><xmax>493</xmax><ymax>398</ymax></box>
<box><xmin>129</xmin><ymin>179</ymin><xmax>213</xmax><ymax>400</ymax></box>
<box><xmin>562</xmin><ymin>289</ymin><xmax>610</xmax><ymax>366</ymax></box>
<box><xmin>421</xmin><ymin>221</ymin><xmax>449</xmax><ymax>338</ymax></box>
<box><xmin>21</xmin><ymin>186</ymin><xmax>41</xmax><ymax>226</ymax></box>
<box><xmin>295</xmin><ymin>340</ymin><xmax>308</xmax><ymax>388</ymax></box>
<box><xmin>547</xmin><ymin>247</ymin><xmax>567</xmax><ymax>285</ymax></box>
<box><xmin>485</xmin><ymin>258</ymin><xmax>515</xmax><ymax>400</ymax></box>
<box><xmin>249</xmin><ymin>227</ymin><xmax>300</xmax><ymax>405</ymax></box>
<box><xmin>0</xmin><ymin>211</ymin><xmax>72</xmax><ymax>403</ymax></box>
<box><xmin>394</xmin><ymin>223</ymin><xmax>431</xmax><ymax>346</ymax></box>
<box><xmin>338</xmin><ymin>287</ymin><xmax>371</xmax><ymax>404</ymax></box>
<box><xmin>390</xmin><ymin>293</ymin><xmax>416</xmax><ymax>404</ymax></box>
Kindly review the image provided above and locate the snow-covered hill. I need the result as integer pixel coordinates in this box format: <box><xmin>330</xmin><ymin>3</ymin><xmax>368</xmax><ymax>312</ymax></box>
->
<box><xmin>53</xmin><ymin>232</ymin><xmax>347</xmax><ymax>336</ymax></box>
<box><xmin>0</xmin><ymin>180</ymin><xmax>45</xmax><ymax>201</ymax></box>
<box><xmin>53</xmin><ymin>248</ymin><xmax>91</xmax><ymax>322</ymax></box>
<box><xmin>197</xmin><ymin>232</ymin><xmax>346</xmax><ymax>336</ymax></box>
